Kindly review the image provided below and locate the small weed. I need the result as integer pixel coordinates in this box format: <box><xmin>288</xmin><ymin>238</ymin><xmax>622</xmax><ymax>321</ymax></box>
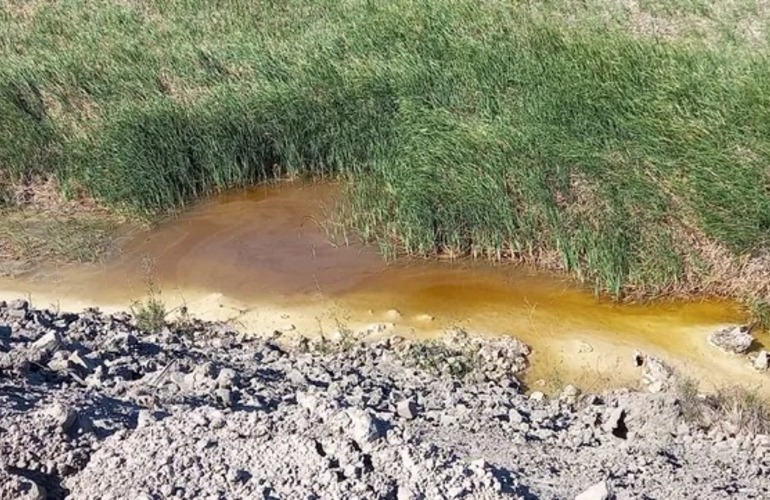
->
<box><xmin>708</xmin><ymin>386</ymin><xmax>770</xmax><ymax>435</ymax></box>
<box><xmin>677</xmin><ymin>378</ymin><xmax>770</xmax><ymax>434</ymax></box>
<box><xmin>130</xmin><ymin>258</ymin><xmax>167</xmax><ymax>333</ymax></box>
<box><xmin>676</xmin><ymin>377</ymin><xmax>705</xmax><ymax>425</ymax></box>
<box><xmin>332</xmin><ymin>319</ymin><xmax>358</xmax><ymax>352</ymax></box>
<box><xmin>746</xmin><ymin>300</ymin><xmax>770</xmax><ymax>332</ymax></box>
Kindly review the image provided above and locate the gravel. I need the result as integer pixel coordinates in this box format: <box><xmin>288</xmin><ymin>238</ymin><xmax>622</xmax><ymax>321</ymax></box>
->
<box><xmin>1</xmin><ymin>302</ymin><xmax>769</xmax><ymax>499</ymax></box>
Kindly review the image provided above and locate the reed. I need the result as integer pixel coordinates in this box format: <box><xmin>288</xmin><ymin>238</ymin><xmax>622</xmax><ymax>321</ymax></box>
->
<box><xmin>3</xmin><ymin>0</ymin><xmax>770</xmax><ymax>299</ymax></box>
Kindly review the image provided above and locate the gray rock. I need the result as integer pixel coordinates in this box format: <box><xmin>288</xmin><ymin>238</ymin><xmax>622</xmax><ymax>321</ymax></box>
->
<box><xmin>753</xmin><ymin>350</ymin><xmax>769</xmax><ymax>371</ymax></box>
<box><xmin>508</xmin><ymin>409</ymin><xmax>525</xmax><ymax>424</ymax></box>
<box><xmin>709</xmin><ymin>326</ymin><xmax>754</xmax><ymax>354</ymax></box>
<box><xmin>602</xmin><ymin>407</ymin><xmax>627</xmax><ymax>438</ymax></box>
<box><xmin>137</xmin><ymin>410</ymin><xmax>155</xmax><ymax>428</ymax></box>
<box><xmin>32</xmin><ymin>331</ymin><xmax>62</xmax><ymax>353</ymax></box>
<box><xmin>347</xmin><ymin>408</ymin><xmax>382</xmax><ymax>443</ymax></box>
<box><xmin>639</xmin><ymin>355</ymin><xmax>675</xmax><ymax>393</ymax></box>
<box><xmin>216</xmin><ymin>367</ymin><xmax>238</xmax><ymax>388</ymax></box>
<box><xmin>48</xmin><ymin>403</ymin><xmax>78</xmax><ymax>434</ymax></box>
<box><xmin>575</xmin><ymin>480</ymin><xmax>612</xmax><ymax>500</ymax></box>
<box><xmin>226</xmin><ymin>468</ymin><xmax>250</xmax><ymax>484</ymax></box>
<box><xmin>530</xmin><ymin>391</ymin><xmax>545</xmax><ymax>402</ymax></box>
<box><xmin>287</xmin><ymin>368</ymin><xmax>308</xmax><ymax>386</ymax></box>
<box><xmin>397</xmin><ymin>399</ymin><xmax>418</xmax><ymax>420</ymax></box>
<box><xmin>68</xmin><ymin>350</ymin><xmax>100</xmax><ymax>375</ymax></box>
<box><xmin>215</xmin><ymin>388</ymin><xmax>236</xmax><ymax>407</ymax></box>
<box><xmin>560</xmin><ymin>385</ymin><xmax>580</xmax><ymax>402</ymax></box>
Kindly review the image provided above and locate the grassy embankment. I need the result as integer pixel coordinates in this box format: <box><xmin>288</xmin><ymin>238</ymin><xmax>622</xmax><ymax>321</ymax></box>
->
<box><xmin>3</xmin><ymin>0</ymin><xmax>770</xmax><ymax>310</ymax></box>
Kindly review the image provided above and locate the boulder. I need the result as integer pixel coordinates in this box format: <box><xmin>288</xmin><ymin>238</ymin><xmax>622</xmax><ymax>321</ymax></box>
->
<box><xmin>709</xmin><ymin>326</ymin><xmax>754</xmax><ymax>354</ymax></box>
<box><xmin>575</xmin><ymin>480</ymin><xmax>613</xmax><ymax>500</ymax></box>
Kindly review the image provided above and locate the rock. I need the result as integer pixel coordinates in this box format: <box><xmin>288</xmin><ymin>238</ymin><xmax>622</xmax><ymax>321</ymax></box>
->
<box><xmin>46</xmin><ymin>350</ymin><xmax>70</xmax><ymax>372</ymax></box>
<box><xmin>0</xmin><ymin>325</ymin><xmax>11</xmax><ymax>338</ymax></box>
<box><xmin>68</xmin><ymin>350</ymin><xmax>99</xmax><ymax>375</ymax></box>
<box><xmin>347</xmin><ymin>409</ymin><xmax>382</xmax><ymax>443</ymax></box>
<box><xmin>1</xmin><ymin>472</ymin><xmax>46</xmax><ymax>500</ymax></box>
<box><xmin>709</xmin><ymin>326</ymin><xmax>754</xmax><ymax>354</ymax></box>
<box><xmin>286</xmin><ymin>368</ymin><xmax>308</xmax><ymax>386</ymax></box>
<box><xmin>32</xmin><ymin>331</ymin><xmax>62</xmax><ymax>353</ymax></box>
<box><xmin>575</xmin><ymin>480</ymin><xmax>612</xmax><ymax>500</ymax></box>
<box><xmin>216</xmin><ymin>368</ymin><xmax>238</xmax><ymax>388</ymax></box>
<box><xmin>137</xmin><ymin>409</ymin><xmax>155</xmax><ymax>428</ymax></box>
<box><xmin>530</xmin><ymin>391</ymin><xmax>545</xmax><ymax>402</ymax></box>
<box><xmin>226</xmin><ymin>468</ymin><xmax>250</xmax><ymax>484</ymax></box>
<box><xmin>397</xmin><ymin>485</ymin><xmax>419</xmax><ymax>500</ymax></box>
<box><xmin>508</xmin><ymin>409</ymin><xmax>525</xmax><ymax>424</ymax></box>
<box><xmin>560</xmin><ymin>385</ymin><xmax>580</xmax><ymax>402</ymax></box>
<box><xmin>47</xmin><ymin>403</ymin><xmax>78</xmax><ymax>434</ymax></box>
<box><xmin>215</xmin><ymin>388</ymin><xmax>236</xmax><ymax>407</ymax></box>
<box><xmin>638</xmin><ymin>354</ymin><xmax>675</xmax><ymax>393</ymax></box>
<box><xmin>602</xmin><ymin>407</ymin><xmax>628</xmax><ymax>439</ymax></box>
<box><xmin>753</xmin><ymin>350</ymin><xmax>769</xmax><ymax>371</ymax></box>
<box><xmin>397</xmin><ymin>399</ymin><xmax>418</xmax><ymax>420</ymax></box>
<box><xmin>184</xmin><ymin>362</ymin><xmax>218</xmax><ymax>391</ymax></box>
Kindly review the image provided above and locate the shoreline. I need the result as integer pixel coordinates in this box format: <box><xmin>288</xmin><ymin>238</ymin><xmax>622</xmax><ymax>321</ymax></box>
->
<box><xmin>0</xmin><ymin>284</ymin><xmax>767</xmax><ymax>399</ymax></box>
<box><xmin>1</xmin><ymin>300</ymin><xmax>768</xmax><ymax>498</ymax></box>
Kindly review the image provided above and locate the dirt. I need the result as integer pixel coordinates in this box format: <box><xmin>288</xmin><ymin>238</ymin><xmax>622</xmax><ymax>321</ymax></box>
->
<box><xmin>1</xmin><ymin>300</ymin><xmax>770</xmax><ymax>499</ymax></box>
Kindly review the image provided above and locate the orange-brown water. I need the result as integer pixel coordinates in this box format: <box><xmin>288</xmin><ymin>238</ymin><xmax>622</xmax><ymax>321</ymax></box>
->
<box><xmin>1</xmin><ymin>182</ymin><xmax>767</xmax><ymax>394</ymax></box>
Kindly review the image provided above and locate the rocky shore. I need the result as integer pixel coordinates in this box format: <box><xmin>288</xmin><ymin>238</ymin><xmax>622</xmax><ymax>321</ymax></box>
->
<box><xmin>1</xmin><ymin>299</ymin><xmax>769</xmax><ymax>499</ymax></box>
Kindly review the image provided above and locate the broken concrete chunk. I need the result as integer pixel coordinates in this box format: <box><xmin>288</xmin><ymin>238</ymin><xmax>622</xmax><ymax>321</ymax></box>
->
<box><xmin>709</xmin><ymin>326</ymin><xmax>754</xmax><ymax>354</ymax></box>
<box><xmin>32</xmin><ymin>331</ymin><xmax>62</xmax><ymax>353</ymax></box>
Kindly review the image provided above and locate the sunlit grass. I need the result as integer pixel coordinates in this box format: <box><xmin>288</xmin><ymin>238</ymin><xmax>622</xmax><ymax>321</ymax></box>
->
<box><xmin>3</xmin><ymin>0</ymin><xmax>770</xmax><ymax>300</ymax></box>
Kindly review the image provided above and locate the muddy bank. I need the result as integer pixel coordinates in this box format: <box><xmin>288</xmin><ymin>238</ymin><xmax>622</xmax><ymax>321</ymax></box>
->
<box><xmin>1</xmin><ymin>300</ymin><xmax>769</xmax><ymax>499</ymax></box>
<box><xmin>1</xmin><ymin>183</ymin><xmax>768</xmax><ymax>397</ymax></box>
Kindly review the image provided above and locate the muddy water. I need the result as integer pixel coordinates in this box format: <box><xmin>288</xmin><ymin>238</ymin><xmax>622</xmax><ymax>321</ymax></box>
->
<box><xmin>2</xmin><ymin>182</ymin><xmax>768</xmax><ymax>394</ymax></box>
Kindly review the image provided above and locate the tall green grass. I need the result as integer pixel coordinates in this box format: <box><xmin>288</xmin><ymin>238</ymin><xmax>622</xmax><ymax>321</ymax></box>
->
<box><xmin>3</xmin><ymin>0</ymin><xmax>770</xmax><ymax>298</ymax></box>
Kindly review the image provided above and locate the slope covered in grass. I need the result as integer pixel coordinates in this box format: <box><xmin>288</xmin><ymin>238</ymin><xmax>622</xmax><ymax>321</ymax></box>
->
<box><xmin>2</xmin><ymin>0</ymin><xmax>770</xmax><ymax>301</ymax></box>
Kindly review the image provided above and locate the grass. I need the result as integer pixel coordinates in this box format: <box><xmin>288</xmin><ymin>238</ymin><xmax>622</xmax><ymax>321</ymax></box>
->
<box><xmin>0</xmin><ymin>178</ymin><xmax>122</xmax><ymax>272</ymax></box>
<box><xmin>677</xmin><ymin>377</ymin><xmax>770</xmax><ymax>434</ymax></box>
<box><xmin>3</xmin><ymin>0</ymin><xmax>770</xmax><ymax>302</ymax></box>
